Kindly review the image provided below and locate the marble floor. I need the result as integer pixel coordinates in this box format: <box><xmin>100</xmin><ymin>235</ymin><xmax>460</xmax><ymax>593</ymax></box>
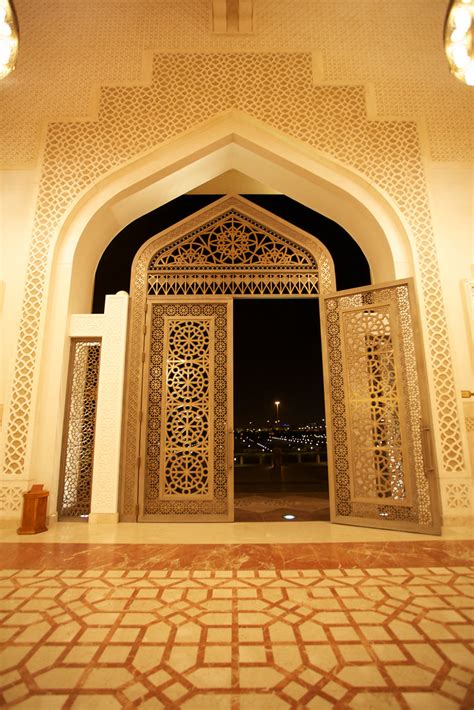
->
<box><xmin>0</xmin><ymin>523</ymin><xmax>473</xmax><ymax>709</ymax></box>
<box><xmin>234</xmin><ymin>493</ymin><xmax>330</xmax><ymax>522</ymax></box>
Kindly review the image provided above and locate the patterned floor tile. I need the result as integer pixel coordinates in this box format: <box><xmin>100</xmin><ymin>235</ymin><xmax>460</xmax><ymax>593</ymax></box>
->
<box><xmin>0</xmin><ymin>544</ymin><xmax>472</xmax><ymax>708</ymax></box>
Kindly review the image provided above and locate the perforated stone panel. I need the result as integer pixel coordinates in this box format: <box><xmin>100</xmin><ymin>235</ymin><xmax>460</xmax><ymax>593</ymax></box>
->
<box><xmin>0</xmin><ymin>484</ymin><xmax>24</xmax><ymax>513</ymax></box>
<box><xmin>1</xmin><ymin>1</ymin><xmax>471</xmax><ymax>167</ymax></box>
<box><xmin>4</xmin><ymin>53</ymin><xmax>465</xmax><ymax>488</ymax></box>
<box><xmin>444</xmin><ymin>481</ymin><xmax>472</xmax><ymax>511</ymax></box>
<box><xmin>147</xmin><ymin>208</ymin><xmax>323</xmax><ymax>297</ymax></box>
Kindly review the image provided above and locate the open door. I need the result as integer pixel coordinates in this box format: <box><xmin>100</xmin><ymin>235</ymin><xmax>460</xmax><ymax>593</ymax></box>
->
<box><xmin>138</xmin><ymin>299</ymin><xmax>234</xmax><ymax>521</ymax></box>
<box><xmin>321</xmin><ymin>279</ymin><xmax>441</xmax><ymax>534</ymax></box>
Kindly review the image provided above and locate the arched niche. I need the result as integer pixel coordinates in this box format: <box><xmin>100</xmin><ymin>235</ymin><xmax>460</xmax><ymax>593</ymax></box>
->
<box><xmin>32</xmin><ymin>112</ymin><xmax>417</xmax><ymax>502</ymax></box>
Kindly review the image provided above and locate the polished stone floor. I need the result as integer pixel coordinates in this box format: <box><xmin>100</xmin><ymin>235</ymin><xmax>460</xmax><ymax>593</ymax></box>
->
<box><xmin>0</xmin><ymin>524</ymin><xmax>473</xmax><ymax>709</ymax></box>
<box><xmin>234</xmin><ymin>493</ymin><xmax>330</xmax><ymax>522</ymax></box>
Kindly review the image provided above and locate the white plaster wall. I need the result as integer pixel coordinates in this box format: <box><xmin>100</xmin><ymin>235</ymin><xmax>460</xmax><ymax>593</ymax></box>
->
<box><xmin>0</xmin><ymin>170</ymin><xmax>39</xmax><ymax>519</ymax></box>
<box><xmin>425</xmin><ymin>161</ymin><xmax>473</xmax><ymax>518</ymax></box>
<box><xmin>426</xmin><ymin>162</ymin><xmax>473</xmax><ymax>394</ymax></box>
<box><xmin>0</xmin><ymin>170</ymin><xmax>37</xmax><ymax>416</ymax></box>
<box><xmin>89</xmin><ymin>293</ymin><xmax>129</xmax><ymax>521</ymax></box>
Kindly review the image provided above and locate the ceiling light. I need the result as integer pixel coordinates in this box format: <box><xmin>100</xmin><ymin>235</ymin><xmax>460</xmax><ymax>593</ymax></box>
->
<box><xmin>444</xmin><ymin>0</ymin><xmax>474</xmax><ymax>85</ymax></box>
<box><xmin>0</xmin><ymin>0</ymin><xmax>18</xmax><ymax>79</ymax></box>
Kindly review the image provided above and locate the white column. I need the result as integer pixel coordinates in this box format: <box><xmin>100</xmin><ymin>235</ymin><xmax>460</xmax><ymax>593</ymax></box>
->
<box><xmin>89</xmin><ymin>292</ymin><xmax>129</xmax><ymax>523</ymax></box>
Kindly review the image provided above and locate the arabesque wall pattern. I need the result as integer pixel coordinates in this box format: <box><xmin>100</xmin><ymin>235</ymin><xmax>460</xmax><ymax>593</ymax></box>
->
<box><xmin>1</xmin><ymin>0</ymin><xmax>472</xmax><ymax>169</ymax></box>
<box><xmin>3</xmin><ymin>54</ymin><xmax>466</xmax><ymax>478</ymax></box>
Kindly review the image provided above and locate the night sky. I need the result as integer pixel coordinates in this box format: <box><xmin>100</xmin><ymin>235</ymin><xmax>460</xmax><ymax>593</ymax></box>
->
<box><xmin>93</xmin><ymin>195</ymin><xmax>371</xmax><ymax>427</ymax></box>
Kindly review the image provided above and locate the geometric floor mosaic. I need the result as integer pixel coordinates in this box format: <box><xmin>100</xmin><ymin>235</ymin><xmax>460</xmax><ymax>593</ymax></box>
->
<box><xmin>0</xmin><ymin>544</ymin><xmax>473</xmax><ymax>708</ymax></box>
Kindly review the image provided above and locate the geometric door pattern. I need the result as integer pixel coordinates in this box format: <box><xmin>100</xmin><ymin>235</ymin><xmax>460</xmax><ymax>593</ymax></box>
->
<box><xmin>138</xmin><ymin>300</ymin><xmax>233</xmax><ymax>522</ymax></box>
<box><xmin>321</xmin><ymin>279</ymin><xmax>442</xmax><ymax>534</ymax></box>
<box><xmin>121</xmin><ymin>196</ymin><xmax>334</xmax><ymax>522</ymax></box>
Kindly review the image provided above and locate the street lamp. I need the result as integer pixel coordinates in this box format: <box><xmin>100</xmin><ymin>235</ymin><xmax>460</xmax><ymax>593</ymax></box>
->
<box><xmin>274</xmin><ymin>400</ymin><xmax>280</xmax><ymax>422</ymax></box>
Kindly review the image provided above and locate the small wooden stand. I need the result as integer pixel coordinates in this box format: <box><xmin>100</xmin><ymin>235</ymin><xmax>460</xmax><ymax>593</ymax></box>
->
<box><xmin>17</xmin><ymin>484</ymin><xmax>49</xmax><ymax>535</ymax></box>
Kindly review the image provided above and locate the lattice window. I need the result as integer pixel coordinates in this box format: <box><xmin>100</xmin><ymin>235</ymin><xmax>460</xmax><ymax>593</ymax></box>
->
<box><xmin>58</xmin><ymin>339</ymin><xmax>101</xmax><ymax>520</ymax></box>
<box><xmin>147</xmin><ymin>210</ymin><xmax>320</xmax><ymax>297</ymax></box>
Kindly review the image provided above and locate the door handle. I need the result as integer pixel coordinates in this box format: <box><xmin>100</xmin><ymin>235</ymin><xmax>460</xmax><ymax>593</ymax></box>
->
<box><xmin>228</xmin><ymin>430</ymin><xmax>234</xmax><ymax>469</ymax></box>
<box><xmin>421</xmin><ymin>424</ymin><xmax>434</xmax><ymax>476</ymax></box>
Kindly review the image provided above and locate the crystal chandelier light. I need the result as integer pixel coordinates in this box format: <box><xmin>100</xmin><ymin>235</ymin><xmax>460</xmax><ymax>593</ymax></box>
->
<box><xmin>444</xmin><ymin>0</ymin><xmax>474</xmax><ymax>85</ymax></box>
<box><xmin>0</xmin><ymin>0</ymin><xmax>18</xmax><ymax>80</ymax></box>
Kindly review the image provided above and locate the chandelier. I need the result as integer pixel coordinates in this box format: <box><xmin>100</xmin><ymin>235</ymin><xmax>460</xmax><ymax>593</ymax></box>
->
<box><xmin>444</xmin><ymin>0</ymin><xmax>474</xmax><ymax>85</ymax></box>
<box><xmin>0</xmin><ymin>0</ymin><xmax>18</xmax><ymax>80</ymax></box>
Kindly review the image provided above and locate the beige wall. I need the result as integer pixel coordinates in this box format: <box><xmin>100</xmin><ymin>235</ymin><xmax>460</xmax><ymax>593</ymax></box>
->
<box><xmin>0</xmin><ymin>0</ymin><xmax>472</xmax><ymax>522</ymax></box>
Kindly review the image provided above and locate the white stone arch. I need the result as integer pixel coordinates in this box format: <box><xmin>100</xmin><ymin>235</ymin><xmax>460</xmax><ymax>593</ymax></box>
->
<box><xmin>32</xmin><ymin>111</ymin><xmax>419</xmax><ymax>513</ymax></box>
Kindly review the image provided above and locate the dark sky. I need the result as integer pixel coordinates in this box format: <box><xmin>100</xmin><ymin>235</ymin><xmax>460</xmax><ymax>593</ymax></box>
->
<box><xmin>233</xmin><ymin>299</ymin><xmax>323</xmax><ymax>427</ymax></box>
<box><xmin>93</xmin><ymin>194</ymin><xmax>371</xmax><ymax>427</ymax></box>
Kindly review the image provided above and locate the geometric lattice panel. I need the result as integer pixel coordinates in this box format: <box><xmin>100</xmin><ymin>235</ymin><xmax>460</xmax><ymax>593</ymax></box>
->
<box><xmin>147</xmin><ymin>209</ymin><xmax>322</xmax><ymax>298</ymax></box>
<box><xmin>322</xmin><ymin>280</ymin><xmax>441</xmax><ymax>534</ymax></box>
<box><xmin>1</xmin><ymin>2</ymin><xmax>472</xmax><ymax>169</ymax></box>
<box><xmin>58</xmin><ymin>339</ymin><xmax>101</xmax><ymax>520</ymax></box>
<box><xmin>444</xmin><ymin>482</ymin><xmax>472</xmax><ymax>511</ymax></box>
<box><xmin>0</xmin><ymin>485</ymin><xmax>24</xmax><ymax>513</ymax></box>
<box><xmin>140</xmin><ymin>301</ymin><xmax>232</xmax><ymax>521</ymax></box>
<box><xmin>341</xmin><ymin>304</ymin><xmax>409</xmax><ymax>505</ymax></box>
<box><xmin>0</xmin><ymin>563</ymin><xmax>473</xmax><ymax>708</ymax></box>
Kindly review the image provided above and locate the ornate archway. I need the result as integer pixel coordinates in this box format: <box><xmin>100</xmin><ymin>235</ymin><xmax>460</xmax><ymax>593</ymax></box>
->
<box><xmin>119</xmin><ymin>196</ymin><xmax>441</xmax><ymax>534</ymax></box>
<box><xmin>120</xmin><ymin>196</ymin><xmax>334</xmax><ymax>522</ymax></box>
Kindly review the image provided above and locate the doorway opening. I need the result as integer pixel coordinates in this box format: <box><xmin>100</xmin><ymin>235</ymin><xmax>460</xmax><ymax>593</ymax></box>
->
<box><xmin>69</xmin><ymin>192</ymin><xmax>371</xmax><ymax>523</ymax></box>
<box><xmin>58</xmin><ymin>191</ymin><xmax>441</xmax><ymax>533</ymax></box>
<box><xmin>233</xmin><ymin>298</ymin><xmax>329</xmax><ymax>522</ymax></box>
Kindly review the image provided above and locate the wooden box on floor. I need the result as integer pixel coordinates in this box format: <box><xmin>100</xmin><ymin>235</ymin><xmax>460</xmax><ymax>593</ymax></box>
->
<box><xmin>17</xmin><ymin>484</ymin><xmax>49</xmax><ymax>535</ymax></box>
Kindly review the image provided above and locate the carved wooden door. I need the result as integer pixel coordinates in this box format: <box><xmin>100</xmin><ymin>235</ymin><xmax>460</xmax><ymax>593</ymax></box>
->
<box><xmin>138</xmin><ymin>299</ymin><xmax>233</xmax><ymax>521</ymax></box>
<box><xmin>321</xmin><ymin>279</ymin><xmax>441</xmax><ymax>534</ymax></box>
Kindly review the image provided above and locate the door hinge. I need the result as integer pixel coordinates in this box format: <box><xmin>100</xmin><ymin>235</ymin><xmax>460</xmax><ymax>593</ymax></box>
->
<box><xmin>143</xmin><ymin>324</ymin><xmax>147</xmax><ymax>335</ymax></box>
<box><xmin>137</xmin><ymin>456</ymin><xmax>141</xmax><ymax>470</ymax></box>
<box><xmin>142</xmin><ymin>352</ymin><xmax>146</xmax><ymax>363</ymax></box>
<box><xmin>135</xmin><ymin>503</ymin><xmax>140</xmax><ymax>518</ymax></box>
<box><xmin>139</xmin><ymin>410</ymin><xmax>143</xmax><ymax>423</ymax></box>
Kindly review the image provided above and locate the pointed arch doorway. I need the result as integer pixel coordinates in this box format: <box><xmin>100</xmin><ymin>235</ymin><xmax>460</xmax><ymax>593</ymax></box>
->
<box><xmin>119</xmin><ymin>196</ymin><xmax>441</xmax><ymax>534</ymax></box>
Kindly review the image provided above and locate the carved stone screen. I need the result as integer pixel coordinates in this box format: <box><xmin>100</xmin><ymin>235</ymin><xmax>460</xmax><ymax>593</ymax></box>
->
<box><xmin>58</xmin><ymin>339</ymin><xmax>101</xmax><ymax>520</ymax></box>
<box><xmin>146</xmin><ymin>210</ymin><xmax>325</xmax><ymax>297</ymax></box>
<box><xmin>138</xmin><ymin>301</ymin><xmax>232</xmax><ymax>521</ymax></box>
<box><xmin>321</xmin><ymin>280</ymin><xmax>441</xmax><ymax>534</ymax></box>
